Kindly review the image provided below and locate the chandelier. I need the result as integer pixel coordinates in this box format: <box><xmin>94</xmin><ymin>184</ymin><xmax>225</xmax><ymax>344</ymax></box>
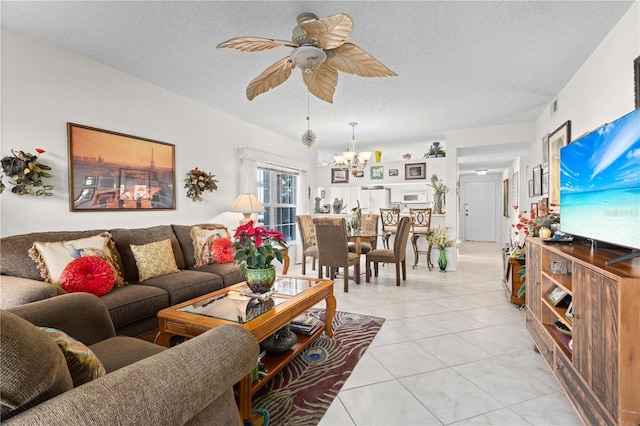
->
<box><xmin>334</xmin><ymin>122</ymin><xmax>372</xmax><ymax>177</ymax></box>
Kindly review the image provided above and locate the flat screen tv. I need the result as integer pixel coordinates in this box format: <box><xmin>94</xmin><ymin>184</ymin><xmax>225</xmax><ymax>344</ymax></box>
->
<box><xmin>560</xmin><ymin>108</ymin><xmax>640</xmax><ymax>263</ymax></box>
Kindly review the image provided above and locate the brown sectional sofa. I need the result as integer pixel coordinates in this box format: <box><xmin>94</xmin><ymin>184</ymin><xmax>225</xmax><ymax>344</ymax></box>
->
<box><xmin>0</xmin><ymin>223</ymin><xmax>243</xmax><ymax>339</ymax></box>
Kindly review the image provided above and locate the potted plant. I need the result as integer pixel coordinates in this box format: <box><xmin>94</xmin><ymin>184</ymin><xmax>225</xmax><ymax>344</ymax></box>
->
<box><xmin>427</xmin><ymin>224</ymin><xmax>459</xmax><ymax>272</ymax></box>
<box><xmin>428</xmin><ymin>174</ymin><xmax>448</xmax><ymax>214</ymax></box>
<box><xmin>0</xmin><ymin>148</ymin><xmax>53</xmax><ymax>196</ymax></box>
<box><xmin>232</xmin><ymin>221</ymin><xmax>288</xmax><ymax>293</ymax></box>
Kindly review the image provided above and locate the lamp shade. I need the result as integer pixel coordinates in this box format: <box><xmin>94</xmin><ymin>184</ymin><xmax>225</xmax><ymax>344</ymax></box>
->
<box><xmin>231</xmin><ymin>193</ymin><xmax>264</xmax><ymax>213</ymax></box>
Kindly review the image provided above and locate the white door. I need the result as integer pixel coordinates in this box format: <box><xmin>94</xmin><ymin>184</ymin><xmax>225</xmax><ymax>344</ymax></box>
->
<box><xmin>464</xmin><ymin>181</ymin><xmax>496</xmax><ymax>241</ymax></box>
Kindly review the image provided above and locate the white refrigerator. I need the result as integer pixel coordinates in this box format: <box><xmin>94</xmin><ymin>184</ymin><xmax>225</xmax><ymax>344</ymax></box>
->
<box><xmin>359</xmin><ymin>187</ymin><xmax>390</xmax><ymax>214</ymax></box>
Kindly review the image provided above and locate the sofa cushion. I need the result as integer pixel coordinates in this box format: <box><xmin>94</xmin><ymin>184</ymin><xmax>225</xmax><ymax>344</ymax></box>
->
<box><xmin>193</xmin><ymin>262</ymin><xmax>243</xmax><ymax>287</ymax></box>
<box><xmin>90</xmin><ymin>336</ymin><xmax>166</xmax><ymax>373</ymax></box>
<box><xmin>172</xmin><ymin>224</ymin><xmax>230</xmax><ymax>269</ymax></box>
<box><xmin>28</xmin><ymin>232</ymin><xmax>125</xmax><ymax>287</ymax></box>
<box><xmin>0</xmin><ymin>277</ymin><xmax>60</xmax><ymax>309</ymax></box>
<box><xmin>0</xmin><ymin>229</ymin><xmax>108</xmax><ymax>281</ymax></box>
<box><xmin>99</xmin><ymin>285</ymin><xmax>169</xmax><ymax>330</ymax></box>
<box><xmin>141</xmin><ymin>270</ymin><xmax>224</xmax><ymax>305</ymax></box>
<box><xmin>60</xmin><ymin>257</ymin><xmax>115</xmax><ymax>296</ymax></box>
<box><xmin>130</xmin><ymin>239</ymin><xmax>179</xmax><ymax>283</ymax></box>
<box><xmin>39</xmin><ymin>327</ymin><xmax>106</xmax><ymax>387</ymax></box>
<box><xmin>0</xmin><ymin>311</ymin><xmax>73</xmax><ymax>421</ymax></box>
<box><xmin>110</xmin><ymin>226</ymin><xmax>185</xmax><ymax>283</ymax></box>
<box><xmin>191</xmin><ymin>226</ymin><xmax>228</xmax><ymax>267</ymax></box>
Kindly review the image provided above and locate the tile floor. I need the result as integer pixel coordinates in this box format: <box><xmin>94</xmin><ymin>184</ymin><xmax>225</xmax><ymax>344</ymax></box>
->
<box><xmin>286</xmin><ymin>241</ymin><xmax>583</xmax><ymax>425</ymax></box>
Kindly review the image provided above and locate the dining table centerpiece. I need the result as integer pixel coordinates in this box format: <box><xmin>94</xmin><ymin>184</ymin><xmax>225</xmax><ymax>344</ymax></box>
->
<box><xmin>232</xmin><ymin>221</ymin><xmax>288</xmax><ymax>293</ymax></box>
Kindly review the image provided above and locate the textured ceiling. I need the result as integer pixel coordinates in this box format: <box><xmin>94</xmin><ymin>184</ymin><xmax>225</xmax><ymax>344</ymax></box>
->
<box><xmin>1</xmin><ymin>1</ymin><xmax>634</xmax><ymax>174</ymax></box>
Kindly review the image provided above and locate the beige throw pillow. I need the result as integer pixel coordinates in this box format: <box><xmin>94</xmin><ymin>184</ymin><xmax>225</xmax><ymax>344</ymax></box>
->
<box><xmin>28</xmin><ymin>232</ymin><xmax>125</xmax><ymax>288</ymax></box>
<box><xmin>190</xmin><ymin>226</ymin><xmax>227</xmax><ymax>267</ymax></box>
<box><xmin>130</xmin><ymin>239</ymin><xmax>179</xmax><ymax>282</ymax></box>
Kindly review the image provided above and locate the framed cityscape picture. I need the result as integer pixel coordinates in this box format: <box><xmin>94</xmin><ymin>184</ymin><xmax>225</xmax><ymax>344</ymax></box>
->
<box><xmin>67</xmin><ymin>123</ymin><xmax>175</xmax><ymax>211</ymax></box>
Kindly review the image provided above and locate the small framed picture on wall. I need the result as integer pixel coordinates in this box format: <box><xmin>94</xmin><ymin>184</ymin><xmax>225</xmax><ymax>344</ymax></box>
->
<box><xmin>331</xmin><ymin>168</ymin><xmax>349</xmax><ymax>184</ymax></box>
<box><xmin>532</xmin><ymin>165</ymin><xmax>542</xmax><ymax>196</ymax></box>
<box><xmin>405</xmin><ymin>163</ymin><xmax>426</xmax><ymax>180</ymax></box>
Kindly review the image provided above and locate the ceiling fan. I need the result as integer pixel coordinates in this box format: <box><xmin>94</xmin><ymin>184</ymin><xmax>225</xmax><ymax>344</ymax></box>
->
<box><xmin>217</xmin><ymin>12</ymin><xmax>397</xmax><ymax>103</ymax></box>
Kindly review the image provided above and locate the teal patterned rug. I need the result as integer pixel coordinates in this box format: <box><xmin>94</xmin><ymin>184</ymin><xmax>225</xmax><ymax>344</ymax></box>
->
<box><xmin>252</xmin><ymin>310</ymin><xmax>385</xmax><ymax>425</ymax></box>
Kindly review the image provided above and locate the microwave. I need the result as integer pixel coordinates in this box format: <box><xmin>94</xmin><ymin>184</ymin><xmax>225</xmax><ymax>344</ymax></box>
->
<box><xmin>402</xmin><ymin>192</ymin><xmax>427</xmax><ymax>203</ymax></box>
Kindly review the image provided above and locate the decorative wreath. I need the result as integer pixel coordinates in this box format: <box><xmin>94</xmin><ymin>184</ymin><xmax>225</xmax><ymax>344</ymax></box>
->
<box><xmin>211</xmin><ymin>238</ymin><xmax>235</xmax><ymax>264</ymax></box>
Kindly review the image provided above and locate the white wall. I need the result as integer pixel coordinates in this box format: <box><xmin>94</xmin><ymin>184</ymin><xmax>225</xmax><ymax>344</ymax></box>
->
<box><xmin>1</xmin><ymin>28</ymin><xmax>316</xmax><ymax>237</ymax></box>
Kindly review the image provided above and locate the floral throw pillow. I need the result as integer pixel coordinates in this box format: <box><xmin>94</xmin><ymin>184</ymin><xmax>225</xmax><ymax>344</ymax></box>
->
<box><xmin>28</xmin><ymin>232</ymin><xmax>125</xmax><ymax>288</ymax></box>
<box><xmin>130</xmin><ymin>239</ymin><xmax>179</xmax><ymax>282</ymax></box>
<box><xmin>39</xmin><ymin>327</ymin><xmax>107</xmax><ymax>387</ymax></box>
<box><xmin>190</xmin><ymin>226</ymin><xmax>228</xmax><ymax>267</ymax></box>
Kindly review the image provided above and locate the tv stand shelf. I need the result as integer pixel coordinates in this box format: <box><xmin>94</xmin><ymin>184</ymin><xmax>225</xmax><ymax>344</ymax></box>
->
<box><xmin>526</xmin><ymin>238</ymin><xmax>640</xmax><ymax>425</ymax></box>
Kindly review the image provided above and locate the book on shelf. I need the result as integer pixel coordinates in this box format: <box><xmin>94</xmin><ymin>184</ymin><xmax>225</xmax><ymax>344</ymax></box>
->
<box><xmin>289</xmin><ymin>311</ymin><xmax>322</xmax><ymax>335</ymax></box>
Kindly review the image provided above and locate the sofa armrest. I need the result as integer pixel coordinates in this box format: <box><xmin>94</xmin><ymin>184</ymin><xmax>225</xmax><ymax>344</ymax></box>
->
<box><xmin>5</xmin><ymin>325</ymin><xmax>259</xmax><ymax>426</ymax></box>
<box><xmin>0</xmin><ymin>276</ymin><xmax>60</xmax><ymax>309</ymax></box>
<box><xmin>7</xmin><ymin>293</ymin><xmax>116</xmax><ymax>345</ymax></box>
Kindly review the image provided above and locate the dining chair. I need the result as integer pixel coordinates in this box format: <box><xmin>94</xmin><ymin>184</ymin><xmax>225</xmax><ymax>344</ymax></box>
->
<box><xmin>314</xmin><ymin>217</ymin><xmax>361</xmax><ymax>292</ymax></box>
<box><xmin>348</xmin><ymin>213</ymin><xmax>379</xmax><ymax>255</ymax></box>
<box><xmin>366</xmin><ymin>216</ymin><xmax>411</xmax><ymax>286</ymax></box>
<box><xmin>379</xmin><ymin>208</ymin><xmax>400</xmax><ymax>249</ymax></box>
<box><xmin>409</xmin><ymin>208</ymin><xmax>434</xmax><ymax>270</ymax></box>
<box><xmin>295</xmin><ymin>215</ymin><xmax>317</xmax><ymax>275</ymax></box>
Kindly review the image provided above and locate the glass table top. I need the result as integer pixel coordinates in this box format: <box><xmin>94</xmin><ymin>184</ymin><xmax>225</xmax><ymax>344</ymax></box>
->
<box><xmin>177</xmin><ymin>277</ymin><xmax>320</xmax><ymax>323</ymax></box>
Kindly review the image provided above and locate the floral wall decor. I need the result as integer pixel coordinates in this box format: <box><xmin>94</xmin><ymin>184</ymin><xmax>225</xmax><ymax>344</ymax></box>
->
<box><xmin>184</xmin><ymin>168</ymin><xmax>218</xmax><ymax>202</ymax></box>
<box><xmin>0</xmin><ymin>148</ymin><xmax>53</xmax><ymax>196</ymax></box>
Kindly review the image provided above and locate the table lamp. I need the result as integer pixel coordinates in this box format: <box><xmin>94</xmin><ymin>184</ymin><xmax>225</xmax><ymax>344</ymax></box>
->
<box><xmin>231</xmin><ymin>193</ymin><xmax>264</xmax><ymax>225</ymax></box>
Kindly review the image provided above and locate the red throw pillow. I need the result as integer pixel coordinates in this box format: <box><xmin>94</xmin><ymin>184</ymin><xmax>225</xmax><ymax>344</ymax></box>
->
<box><xmin>211</xmin><ymin>238</ymin><xmax>235</xmax><ymax>264</ymax></box>
<box><xmin>60</xmin><ymin>257</ymin><xmax>115</xmax><ymax>296</ymax></box>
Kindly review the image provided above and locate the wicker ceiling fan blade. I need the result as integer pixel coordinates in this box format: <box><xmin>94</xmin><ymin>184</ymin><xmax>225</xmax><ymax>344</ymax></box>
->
<box><xmin>328</xmin><ymin>43</ymin><xmax>397</xmax><ymax>77</ymax></box>
<box><xmin>302</xmin><ymin>64</ymin><xmax>338</xmax><ymax>103</ymax></box>
<box><xmin>299</xmin><ymin>13</ymin><xmax>353</xmax><ymax>50</ymax></box>
<box><xmin>246</xmin><ymin>57</ymin><xmax>295</xmax><ymax>101</ymax></box>
<box><xmin>217</xmin><ymin>37</ymin><xmax>298</xmax><ymax>52</ymax></box>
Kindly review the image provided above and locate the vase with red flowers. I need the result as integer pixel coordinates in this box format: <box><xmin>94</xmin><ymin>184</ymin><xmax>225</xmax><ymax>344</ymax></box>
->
<box><xmin>232</xmin><ymin>221</ymin><xmax>288</xmax><ymax>293</ymax></box>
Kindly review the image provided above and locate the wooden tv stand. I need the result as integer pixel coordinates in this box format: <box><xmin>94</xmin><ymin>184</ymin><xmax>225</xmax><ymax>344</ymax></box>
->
<box><xmin>525</xmin><ymin>238</ymin><xmax>640</xmax><ymax>425</ymax></box>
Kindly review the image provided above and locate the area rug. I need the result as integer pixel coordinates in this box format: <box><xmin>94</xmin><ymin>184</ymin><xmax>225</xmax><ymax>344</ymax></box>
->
<box><xmin>252</xmin><ymin>309</ymin><xmax>385</xmax><ymax>425</ymax></box>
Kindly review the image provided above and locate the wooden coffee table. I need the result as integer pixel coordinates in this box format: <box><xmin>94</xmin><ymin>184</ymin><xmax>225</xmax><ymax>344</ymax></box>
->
<box><xmin>155</xmin><ymin>276</ymin><xmax>336</xmax><ymax>421</ymax></box>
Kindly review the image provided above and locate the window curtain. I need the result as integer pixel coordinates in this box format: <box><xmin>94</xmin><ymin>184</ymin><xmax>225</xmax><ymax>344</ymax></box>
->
<box><xmin>238</xmin><ymin>157</ymin><xmax>257</xmax><ymax>194</ymax></box>
<box><xmin>295</xmin><ymin>169</ymin><xmax>308</xmax><ymax>261</ymax></box>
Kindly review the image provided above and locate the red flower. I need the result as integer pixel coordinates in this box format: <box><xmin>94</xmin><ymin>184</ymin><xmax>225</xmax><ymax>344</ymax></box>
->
<box><xmin>35</xmin><ymin>148</ymin><xmax>45</xmax><ymax>154</ymax></box>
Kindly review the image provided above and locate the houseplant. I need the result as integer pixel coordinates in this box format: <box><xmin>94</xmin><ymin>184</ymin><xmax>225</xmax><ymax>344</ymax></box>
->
<box><xmin>184</xmin><ymin>168</ymin><xmax>218</xmax><ymax>202</ymax></box>
<box><xmin>428</xmin><ymin>174</ymin><xmax>448</xmax><ymax>214</ymax></box>
<box><xmin>0</xmin><ymin>148</ymin><xmax>53</xmax><ymax>196</ymax></box>
<box><xmin>427</xmin><ymin>224</ymin><xmax>458</xmax><ymax>271</ymax></box>
<box><xmin>232</xmin><ymin>221</ymin><xmax>287</xmax><ymax>293</ymax></box>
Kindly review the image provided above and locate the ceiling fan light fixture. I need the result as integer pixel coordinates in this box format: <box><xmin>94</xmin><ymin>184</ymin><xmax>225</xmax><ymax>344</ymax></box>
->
<box><xmin>290</xmin><ymin>45</ymin><xmax>326</xmax><ymax>73</ymax></box>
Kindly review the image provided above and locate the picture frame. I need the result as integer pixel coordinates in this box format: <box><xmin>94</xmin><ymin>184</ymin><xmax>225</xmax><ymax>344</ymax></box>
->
<box><xmin>370</xmin><ymin>166</ymin><xmax>384</xmax><ymax>180</ymax></box>
<box><xmin>68</xmin><ymin>123</ymin><xmax>175</xmax><ymax>211</ymax></box>
<box><xmin>542</xmin><ymin>133</ymin><xmax>550</xmax><ymax>169</ymax></box>
<box><xmin>547</xmin><ymin>286</ymin><xmax>568</xmax><ymax>306</ymax></box>
<box><xmin>565</xmin><ymin>300</ymin><xmax>574</xmax><ymax>319</ymax></box>
<box><xmin>511</xmin><ymin>171</ymin><xmax>518</xmax><ymax>207</ymax></box>
<box><xmin>531</xmin><ymin>202</ymin><xmax>538</xmax><ymax>216</ymax></box>
<box><xmin>532</xmin><ymin>164</ymin><xmax>542</xmax><ymax>196</ymax></box>
<box><xmin>537</xmin><ymin>202</ymin><xmax>545</xmax><ymax>217</ymax></box>
<box><xmin>528</xmin><ymin>179</ymin><xmax>534</xmax><ymax>198</ymax></box>
<box><xmin>542</xmin><ymin>171</ymin><xmax>549</xmax><ymax>195</ymax></box>
<box><xmin>503</xmin><ymin>178</ymin><xmax>509</xmax><ymax>217</ymax></box>
<box><xmin>405</xmin><ymin>162</ymin><xmax>426</xmax><ymax>180</ymax></box>
<box><xmin>356</xmin><ymin>170</ymin><xmax>365</xmax><ymax>178</ymax></box>
<box><xmin>389</xmin><ymin>168</ymin><xmax>399</xmax><ymax>177</ymax></box>
<box><xmin>331</xmin><ymin>168</ymin><xmax>349</xmax><ymax>184</ymax></box>
<box><xmin>635</xmin><ymin>55</ymin><xmax>640</xmax><ymax>109</ymax></box>
<box><xmin>548</xmin><ymin>120</ymin><xmax>571</xmax><ymax>204</ymax></box>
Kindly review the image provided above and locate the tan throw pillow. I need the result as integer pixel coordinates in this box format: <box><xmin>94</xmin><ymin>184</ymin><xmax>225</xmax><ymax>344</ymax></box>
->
<box><xmin>28</xmin><ymin>232</ymin><xmax>125</xmax><ymax>288</ymax></box>
<box><xmin>39</xmin><ymin>327</ymin><xmax>106</xmax><ymax>387</ymax></box>
<box><xmin>190</xmin><ymin>226</ymin><xmax>228</xmax><ymax>267</ymax></box>
<box><xmin>130</xmin><ymin>239</ymin><xmax>179</xmax><ymax>282</ymax></box>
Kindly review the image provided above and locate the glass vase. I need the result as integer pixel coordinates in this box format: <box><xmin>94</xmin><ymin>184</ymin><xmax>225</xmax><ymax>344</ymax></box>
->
<box><xmin>245</xmin><ymin>265</ymin><xmax>276</xmax><ymax>293</ymax></box>
<box><xmin>438</xmin><ymin>249</ymin><xmax>447</xmax><ymax>272</ymax></box>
